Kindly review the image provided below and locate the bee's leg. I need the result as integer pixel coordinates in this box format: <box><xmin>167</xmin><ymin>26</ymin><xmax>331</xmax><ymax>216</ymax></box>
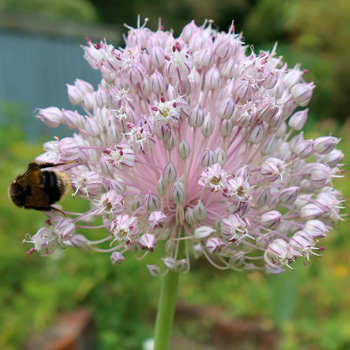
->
<box><xmin>30</xmin><ymin>160</ymin><xmax>78</xmax><ymax>169</ymax></box>
<box><xmin>49</xmin><ymin>205</ymin><xmax>67</xmax><ymax>217</ymax></box>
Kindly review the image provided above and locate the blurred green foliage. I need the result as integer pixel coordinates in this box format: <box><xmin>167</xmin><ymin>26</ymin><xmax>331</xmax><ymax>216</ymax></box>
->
<box><xmin>0</xmin><ymin>0</ymin><xmax>98</xmax><ymax>21</ymax></box>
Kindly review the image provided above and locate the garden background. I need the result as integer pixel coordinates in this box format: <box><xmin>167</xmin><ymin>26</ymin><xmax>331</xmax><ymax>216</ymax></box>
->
<box><xmin>0</xmin><ymin>1</ymin><xmax>349</xmax><ymax>349</ymax></box>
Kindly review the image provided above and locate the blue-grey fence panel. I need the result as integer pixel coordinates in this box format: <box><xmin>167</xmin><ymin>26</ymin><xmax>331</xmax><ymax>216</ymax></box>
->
<box><xmin>0</xmin><ymin>28</ymin><xmax>104</xmax><ymax>141</ymax></box>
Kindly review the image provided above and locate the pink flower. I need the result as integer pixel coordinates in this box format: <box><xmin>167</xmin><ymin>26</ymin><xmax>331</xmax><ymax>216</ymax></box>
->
<box><xmin>27</xmin><ymin>19</ymin><xmax>343</xmax><ymax>274</ymax></box>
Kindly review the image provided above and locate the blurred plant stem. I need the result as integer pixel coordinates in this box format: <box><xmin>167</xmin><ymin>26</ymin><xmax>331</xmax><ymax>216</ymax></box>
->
<box><xmin>153</xmin><ymin>268</ymin><xmax>180</xmax><ymax>350</ymax></box>
<box><xmin>154</xmin><ymin>227</ymin><xmax>185</xmax><ymax>350</ymax></box>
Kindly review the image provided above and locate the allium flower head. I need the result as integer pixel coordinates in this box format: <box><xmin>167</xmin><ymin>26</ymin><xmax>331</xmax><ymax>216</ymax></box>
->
<box><xmin>29</xmin><ymin>19</ymin><xmax>344</xmax><ymax>274</ymax></box>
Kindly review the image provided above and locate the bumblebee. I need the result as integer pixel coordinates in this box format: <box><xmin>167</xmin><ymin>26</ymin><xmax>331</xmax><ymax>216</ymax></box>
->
<box><xmin>8</xmin><ymin>161</ymin><xmax>75</xmax><ymax>211</ymax></box>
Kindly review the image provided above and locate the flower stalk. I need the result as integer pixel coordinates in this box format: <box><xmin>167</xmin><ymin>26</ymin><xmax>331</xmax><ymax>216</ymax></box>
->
<box><xmin>154</xmin><ymin>226</ymin><xmax>185</xmax><ymax>350</ymax></box>
<box><xmin>154</xmin><ymin>268</ymin><xmax>181</xmax><ymax>350</ymax></box>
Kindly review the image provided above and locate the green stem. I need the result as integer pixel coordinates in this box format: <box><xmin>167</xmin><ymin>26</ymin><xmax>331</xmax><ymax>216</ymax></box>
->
<box><xmin>154</xmin><ymin>228</ymin><xmax>185</xmax><ymax>350</ymax></box>
<box><xmin>153</xmin><ymin>269</ymin><xmax>180</xmax><ymax>350</ymax></box>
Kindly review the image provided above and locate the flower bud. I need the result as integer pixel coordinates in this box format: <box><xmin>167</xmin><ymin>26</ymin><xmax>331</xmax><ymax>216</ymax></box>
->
<box><xmin>289</xmin><ymin>132</ymin><xmax>304</xmax><ymax>152</ymax></box>
<box><xmin>178</xmin><ymin>138</ymin><xmax>191</xmax><ymax>159</ymax></box>
<box><xmin>181</xmin><ymin>20</ymin><xmax>198</xmax><ymax>43</ymax></box>
<box><xmin>190</xmin><ymin>243</ymin><xmax>202</xmax><ymax>259</ymax></box>
<box><xmin>163</xmin><ymin>161</ymin><xmax>177</xmax><ymax>183</ymax></box>
<box><xmin>201</xmin><ymin>149</ymin><xmax>216</xmax><ymax>168</ymax></box>
<box><xmin>234</xmin><ymin>165</ymin><xmax>249</xmax><ymax>179</ymax></box>
<box><xmin>148</xmin><ymin>211</ymin><xmax>167</xmax><ymax>229</ymax></box>
<box><xmin>220</xmin><ymin>118</ymin><xmax>234</xmax><ymax>137</ymax></box>
<box><xmin>83</xmin><ymin>92</ymin><xmax>95</xmax><ymax>110</ymax></box>
<box><xmin>206</xmin><ymin>237</ymin><xmax>224</xmax><ymax>254</ymax></box>
<box><xmin>61</xmin><ymin>110</ymin><xmax>85</xmax><ymax>129</ymax></box>
<box><xmin>261</xmin><ymin>210</ymin><xmax>282</xmax><ymax>230</ymax></box>
<box><xmin>165</xmin><ymin>240</ymin><xmax>176</xmax><ymax>255</ymax></box>
<box><xmin>319</xmin><ymin>149</ymin><xmax>344</xmax><ymax>167</ymax></box>
<box><xmin>157</xmin><ymin>177</ymin><xmax>169</xmax><ymax>196</ymax></box>
<box><xmin>139</xmin><ymin>233</ymin><xmax>157</xmax><ymax>252</ymax></box>
<box><xmin>54</xmin><ymin>217</ymin><xmax>76</xmax><ymax>241</ymax></box>
<box><xmin>155</xmin><ymin>124</ymin><xmax>172</xmax><ymax>141</ymax></box>
<box><xmin>75</xmin><ymin>78</ymin><xmax>94</xmax><ymax>94</ymax></box>
<box><xmin>309</xmin><ymin>163</ymin><xmax>332</xmax><ymax>188</ymax></box>
<box><xmin>178</xmin><ymin>101</ymin><xmax>190</xmax><ymax>121</ymax></box>
<box><xmin>189</xmin><ymin>67</ymin><xmax>201</xmax><ymax>90</ymax></box>
<box><xmin>213</xmin><ymin>37</ymin><xmax>231</xmax><ymax>60</ymax></box>
<box><xmin>256</xmin><ymin>188</ymin><xmax>271</xmax><ymax>209</ymax></box>
<box><xmin>175</xmin><ymin>79</ymin><xmax>191</xmax><ymax>96</ymax></box>
<box><xmin>219</xmin><ymin>57</ymin><xmax>235</xmax><ymax>78</ymax></box>
<box><xmin>214</xmin><ymin>147</ymin><xmax>227</xmax><ymax>166</ymax></box>
<box><xmin>304</xmin><ymin>220</ymin><xmax>328</xmax><ymax>238</ymax></box>
<box><xmin>279</xmin><ymin>186</ymin><xmax>299</xmax><ymax>205</ymax></box>
<box><xmin>288</xmin><ymin>109</ymin><xmax>308</xmax><ymax>130</ymax></box>
<box><xmin>188</xmin><ymin>31</ymin><xmax>203</xmax><ymax>51</ymax></box>
<box><xmin>150</xmin><ymin>46</ymin><xmax>165</xmax><ymax>68</ymax></box>
<box><xmin>174</xmin><ymin>259</ymin><xmax>188</xmax><ymax>273</ymax></box>
<box><xmin>149</xmin><ymin>70</ymin><xmax>164</xmax><ymax>95</ymax></box>
<box><xmin>204</xmin><ymin>65</ymin><xmax>220</xmax><ymax>90</ymax></box>
<box><xmin>145</xmin><ymin>192</ymin><xmax>160</xmax><ymax>212</ymax></box>
<box><xmin>262</xmin><ymin>70</ymin><xmax>278</xmax><ymax>89</ymax></box>
<box><xmin>291</xmin><ymin>82</ymin><xmax>315</xmax><ymax>107</ymax></box>
<box><xmin>65</xmin><ymin>234</ymin><xmax>90</xmax><ymax>251</ymax></box>
<box><xmin>233</xmin><ymin>103</ymin><xmax>256</xmax><ymax>128</ymax></box>
<box><xmin>268</xmin><ymin>109</ymin><xmax>283</xmax><ymax>129</ymax></box>
<box><xmin>106</xmin><ymin>118</ymin><xmax>122</xmax><ymax>144</ymax></box>
<box><xmin>110</xmin><ymin>252</ymin><xmax>125</xmax><ymax>265</ymax></box>
<box><xmin>37</xmin><ymin>107</ymin><xmax>62</xmax><ymax>128</ymax></box>
<box><xmin>131</xmin><ymin>193</ymin><xmax>144</xmax><ymax>212</ymax></box>
<box><xmin>196</xmin><ymin>44</ymin><xmax>214</xmax><ymax>68</ymax></box>
<box><xmin>141</xmin><ymin>76</ymin><xmax>151</xmax><ymax>98</ymax></box>
<box><xmin>95</xmin><ymin>86</ymin><xmax>109</xmax><ymax>108</ymax></box>
<box><xmin>314</xmin><ymin>136</ymin><xmax>338</xmax><ymax>155</ymax></box>
<box><xmin>276</xmin><ymin>122</ymin><xmax>287</xmax><ymax>138</ymax></box>
<box><xmin>189</xmin><ymin>104</ymin><xmax>204</xmax><ymax>127</ymax></box>
<box><xmin>147</xmin><ymin>264</ymin><xmax>161</xmax><ymax>277</ymax></box>
<box><xmin>172</xmin><ymin>180</ymin><xmax>186</xmax><ymax>204</ymax></box>
<box><xmin>194</xmin><ymin>226</ymin><xmax>216</xmax><ymax>240</ymax></box>
<box><xmin>43</xmin><ymin>137</ymin><xmax>80</xmax><ymax>162</ymax></box>
<box><xmin>229</xmin><ymin>251</ymin><xmax>245</xmax><ymax>268</ymax></box>
<box><xmin>185</xmin><ymin>208</ymin><xmax>195</xmax><ymax>225</ymax></box>
<box><xmin>164</xmin><ymin>135</ymin><xmax>175</xmax><ymax>151</ymax></box>
<box><xmin>300</xmin><ymin>204</ymin><xmax>324</xmax><ymax>220</ymax></box>
<box><xmin>67</xmin><ymin>84</ymin><xmax>83</xmax><ymax>105</ymax></box>
<box><xmin>248</xmin><ymin>122</ymin><xmax>265</xmax><ymax>144</ymax></box>
<box><xmin>294</xmin><ymin>139</ymin><xmax>314</xmax><ymax>159</ymax></box>
<box><xmin>193</xmin><ymin>200</ymin><xmax>207</xmax><ymax>221</ymax></box>
<box><xmin>260</xmin><ymin>135</ymin><xmax>276</xmax><ymax>155</ymax></box>
<box><xmin>162</xmin><ymin>257</ymin><xmax>177</xmax><ymax>270</ymax></box>
<box><xmin>201</xmin><ymin>113</ymin><xmax>214</xmax><ymax>137</ymax></box>
<box><xmin>234</xmin><ymin>77</ymin><xmax>254</xmax><ymax>101</ymax></box>
<box><xmin>283</xmin><ymin>68</ymin><xmax>303</xmax><ymax>89</ymax></box>
<box><xmin>217</xmin><ymin>98</ymin><xmax>235</xmax><ymax>119</ymax></box>
<box><xmin>85</xmin><ymin>117</ymin><xmax>103</xmax><ymax>137</ymax></box>
<box><xmin>261</xmin><ymin>157</ymin><xmax>285</xmax><ymax>182</ymax></box>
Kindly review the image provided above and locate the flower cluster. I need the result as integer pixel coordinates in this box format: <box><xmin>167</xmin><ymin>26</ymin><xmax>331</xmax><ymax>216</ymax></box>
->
<box><xmin>27</xmin><ymin>19</ymin><xmax>344</xmax><ymax>275</ymax></box>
